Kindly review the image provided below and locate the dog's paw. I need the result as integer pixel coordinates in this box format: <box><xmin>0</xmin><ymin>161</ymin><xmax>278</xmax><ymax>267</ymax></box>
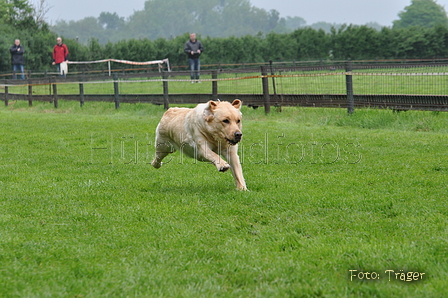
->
<box><xmin>236</xmin><ymin>185</ymin><xmax>249</xmax><ymax>191</ymax></box>
<box><xmin>151</xmin><ymin>160</ymin><xmax>162</xmax><ymax>169</ymax></box>
<box><xmin>218</xmin><ymin>164</ymin><xmax>230</xmax><ymax>172</ymax></box>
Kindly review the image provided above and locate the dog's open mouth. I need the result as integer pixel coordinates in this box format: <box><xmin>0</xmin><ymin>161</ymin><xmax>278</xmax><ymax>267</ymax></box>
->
<box><xmin>226</xmin><ymin>138</ymin><xmax>239</xmax><ymax>146</ymax></box>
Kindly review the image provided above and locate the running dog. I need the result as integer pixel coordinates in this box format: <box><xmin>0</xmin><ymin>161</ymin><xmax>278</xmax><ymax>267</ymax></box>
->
<box><xmin>151</xmin><ymin>99</ymin><xmax>247</xmax><ymax>190</ymax></box>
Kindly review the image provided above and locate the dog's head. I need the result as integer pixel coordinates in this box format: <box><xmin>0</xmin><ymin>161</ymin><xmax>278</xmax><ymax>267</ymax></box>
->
<box><xmin>203</xmin><ymin>99</ymin><xmax>243</xmax><ymax>146</ymax></box>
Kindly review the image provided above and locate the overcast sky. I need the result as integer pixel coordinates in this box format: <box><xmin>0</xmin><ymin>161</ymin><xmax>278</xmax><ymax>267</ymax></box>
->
<box><xmin>39</xmin><ymin>0</ymin><xmax>448</xmax><ymax>27</ymax></box>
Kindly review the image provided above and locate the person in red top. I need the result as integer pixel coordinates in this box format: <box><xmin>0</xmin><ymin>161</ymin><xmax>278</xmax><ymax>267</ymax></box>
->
<box><xmin>52</xmin><ymin>37</ymin><xmax>69</xmax><ymax>76</ymax></box>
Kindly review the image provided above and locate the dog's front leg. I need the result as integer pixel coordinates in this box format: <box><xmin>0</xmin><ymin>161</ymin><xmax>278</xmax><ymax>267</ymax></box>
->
<box><xmin>222</xmin><ymin>146</ymin><xmax>247</xmax><ymax>191</ymax></box>
<box><xmin>196</xmin><ymin>141</ymin><xmax>230</xmax><ymax>172</ymax></box>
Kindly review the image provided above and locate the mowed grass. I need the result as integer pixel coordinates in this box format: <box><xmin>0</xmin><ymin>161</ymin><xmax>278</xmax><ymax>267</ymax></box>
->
<box><xmin>0</xmin><ymin>100</ymin><xmax>447</xmax><ymax>297</ymax></box>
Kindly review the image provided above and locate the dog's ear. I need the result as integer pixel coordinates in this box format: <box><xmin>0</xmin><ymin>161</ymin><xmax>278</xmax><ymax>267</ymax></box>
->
<box><xmin>232</xmin><ymin>99</ymin><xmax>242</xmax><ymax>110</ymax></box>
<box><xmin>209</xmin><ymin>101</ymin><xmax>218</xmax><ymax>112</ymax></box>
<box><xmin>203</xmin><ymin>100</ymin><xmax>218</xmax><ymax>122</ymax></box>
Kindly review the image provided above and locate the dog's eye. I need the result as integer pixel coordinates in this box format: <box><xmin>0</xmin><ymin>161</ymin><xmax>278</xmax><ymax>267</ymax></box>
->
<box><xmin>223</xmin><ymin>119</ymin><xmax>230</xmax><ymax>124</ymax></box>
<box><xmin>237</xmin><ymin>119</ymin><xmax>241</xmax><ymax>123</ymax></box>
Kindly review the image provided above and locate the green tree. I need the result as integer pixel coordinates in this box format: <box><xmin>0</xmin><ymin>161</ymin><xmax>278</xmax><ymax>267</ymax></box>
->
<box><xmin>0</xmin><ymin>0</ymin><xmax>36</xmax><ymax>29</ymax></box>
<box><xmin>393</xmin><ymin>0</ymin><xmax>448</xmax><ymax>29</ymax></box>
<box><xmin>391</xmin><ymin>25</ymin><xmax>448</xmax><ymax>58</ymax></box>
<box><xmin>292</xmin><ymin>27</ymin><xmax>330</xmax><ymax>60</ymax></box>
<box><xmin>98</xmin><ymin>12</ymin><xmax>125</xmax><ymax>30</ymax></box>
<box><xmin>330</xmin><ymin>25</ymin><xmax>381</xmax><ymax>60</ymax></box>
<box><xmin>51</xmin><ymin>18</ymin><xmax>106</xmax><ymax>44</ymax></box>
<box><xmin>376</xmin><ymin>27</ymin><xmax>398</xmax><ymax>59</ymax></box>
<box><xmin>284</xmin><ymin>16</ymin><xmax>306</xmax><ymax>30</ymax></box>
<box><xmin>264</xmin><ymin>31</ymin><xmax>297</xmax><ymax>61</ymax></box>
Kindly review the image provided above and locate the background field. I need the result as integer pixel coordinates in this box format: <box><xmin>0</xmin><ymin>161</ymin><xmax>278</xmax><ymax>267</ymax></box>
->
<box><xmin>0</xmin><ymin>101</ymin><xmax>447</xmax><ymax>297</ymax></box>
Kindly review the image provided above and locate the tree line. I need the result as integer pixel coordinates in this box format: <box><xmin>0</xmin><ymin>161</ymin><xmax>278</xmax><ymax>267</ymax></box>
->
<box><xmin>2</xmin><ymin>0</ymin><xmax>448</xmax><ymax>73</ymax></box>
<box><xmin>4</xmin><ymin>24</ymin><xmax>448</xmax><ymax>73</ymax></box>
<box><xmin>51</xmin><ymin>0</ymin><xmax>300</xmax><ymax>44</ymax></box>
<box><xmin>50</xmin><ymin>0</ymin><xmax>447</xmax><ymax>45</ymax></box>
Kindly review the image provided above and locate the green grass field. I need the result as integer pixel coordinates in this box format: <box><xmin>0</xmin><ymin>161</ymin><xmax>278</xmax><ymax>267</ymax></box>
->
<box><xmin>0</xmin><ymin>101</ymin><xmax>447</xmax><ymax>297</ymax></box>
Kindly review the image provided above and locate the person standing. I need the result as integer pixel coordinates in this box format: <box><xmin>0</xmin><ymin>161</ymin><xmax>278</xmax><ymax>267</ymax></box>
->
<box><xmin>10</xmin><ymin>39</ymin><xmax>25</xmax><ymax>80</ymax></box>
<box><xmin>52</xmin><ymin>37</ymin><xmax>69</xmax><ymax>76</ymax></box>
<box><xmin>184</xmin><ymin>33</ymin><xmax>203</xmax><ymax>83</ymax></box>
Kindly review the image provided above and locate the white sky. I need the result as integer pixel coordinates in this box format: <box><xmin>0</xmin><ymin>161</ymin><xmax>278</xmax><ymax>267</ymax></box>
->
<box><xmin>38</xmin><ymin>0</ymin><xmax>448</xmax><ymax>27</ymax></box>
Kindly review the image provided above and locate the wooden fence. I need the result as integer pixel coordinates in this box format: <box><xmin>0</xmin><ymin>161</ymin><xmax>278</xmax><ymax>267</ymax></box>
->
<box><xmin>2</xmin><ymin>62</ymin><xmax>448</xmax><ymax>112</ymax></box>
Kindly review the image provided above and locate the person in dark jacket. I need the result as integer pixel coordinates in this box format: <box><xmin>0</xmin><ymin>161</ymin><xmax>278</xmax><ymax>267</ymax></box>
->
<box><xmin>10</xmin><ymin>39</ymin><xmax>25</xmax><ymax>79</ymax></box>
<box><xmin>184</xmin><ymin>33</ymin><xmax>203</xmax><ymax>82</ymax></box>
<box><xmin>52</xmin><ymin>37</ymin><xmax>69</xmax><ymax>76</ymax></box>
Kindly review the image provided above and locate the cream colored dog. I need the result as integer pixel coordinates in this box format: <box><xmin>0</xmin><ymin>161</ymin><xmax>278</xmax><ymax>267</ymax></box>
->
<box><xmin>151</xmin><ymin>99</ymin><xmax>247</xmax><ymax>190</ymax></box>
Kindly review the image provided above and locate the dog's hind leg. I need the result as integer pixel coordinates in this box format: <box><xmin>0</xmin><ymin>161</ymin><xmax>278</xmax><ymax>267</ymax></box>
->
<box><xmin>151</xmin><ymin>141</ymin><xmax>175</xmax><ymax>169</ymax></box>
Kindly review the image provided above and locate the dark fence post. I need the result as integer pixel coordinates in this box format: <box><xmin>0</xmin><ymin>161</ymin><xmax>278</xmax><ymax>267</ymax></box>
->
<box><xmin>345</xmin><ymin>60</ymin><xmax>354</xmax><ymax>114</ymax></box>
<box><xmin>79</xmin><ymin>74</ymin><xmax>85</xmax><ymax>107</ymax></box>
<box><xmin>4</xmin><ymin>84</ymin><xmax>8</xmax><ymax>106</ymax></box>
<box><xmin>114</xmin><ymin>74</ymin><xmax>120</xmax><ymax>109</ymax></box>
<box><xmin>163</xmin><ymin>72</ymin><xmax>169</xmax><ymax>110</ymax></box>
<box><xmin>261</xmin><ymin>65</ymin><xmax>270</xmax><ymax>114</ymax></box>
<box><xmin>28</xmin><ymin>79</ymin><xmax>33</xmax><ymax>106</ymax></box>
<box><xmin>269</xmin><ymin>60</ymin><xmax>279</xmax><ymax>104</ymax></box>
<box><xmin>52</xmin><ymin>81</ymin><xmax>58</xmax><ymax>108</ymax></box>
<box><xmin>212</xmin><ymin>70</ymin><xmax>218</xmax><ymax>101</ymax></box>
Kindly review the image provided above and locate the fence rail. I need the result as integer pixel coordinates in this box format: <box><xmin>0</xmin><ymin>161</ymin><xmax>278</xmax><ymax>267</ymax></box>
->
<box><xmin>2</xmin><ymin>60</ymin><xmax>448</xmax><ymax>112</ymax></box>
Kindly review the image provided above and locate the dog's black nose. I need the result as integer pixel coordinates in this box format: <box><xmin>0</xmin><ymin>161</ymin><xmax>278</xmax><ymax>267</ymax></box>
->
<box><xmin>234</xmin><ymin>131</ymin><xmax>242</xmax><ymax>140</ymax></box>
